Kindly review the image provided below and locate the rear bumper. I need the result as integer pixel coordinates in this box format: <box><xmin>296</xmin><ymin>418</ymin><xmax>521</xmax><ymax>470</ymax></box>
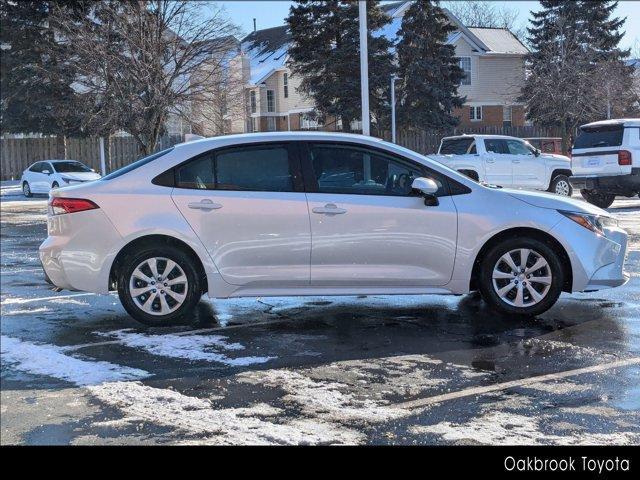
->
<box><xmin>569</xmin><ymin>168</ymin><xmax>640</xmax><ymax>195</ymax></box>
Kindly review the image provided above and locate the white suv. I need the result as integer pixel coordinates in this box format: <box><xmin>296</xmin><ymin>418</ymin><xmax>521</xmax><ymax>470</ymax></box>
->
<box><xmin>570</xmin><ymin>119</ymin><xmax>640</xmax><ymax>208</ymax></box>
<box><xmin>40</xmin><ymin>133</ymin><xmax>628</xmax><ymax>325</ymax></box>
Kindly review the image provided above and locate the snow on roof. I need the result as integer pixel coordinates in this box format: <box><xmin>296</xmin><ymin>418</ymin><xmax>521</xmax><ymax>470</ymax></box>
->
<box><xmin>466</xmin><ymin>27</ymin><xmax>529</xmax><ymax>54</ymax></box>
<box><xmin>241</xmin><ymin>25</ymin><xmax>290</xmax><ymax>85</ymax></box>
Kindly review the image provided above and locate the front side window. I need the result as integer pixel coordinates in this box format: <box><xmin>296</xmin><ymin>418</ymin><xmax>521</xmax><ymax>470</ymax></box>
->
<box><xmin>267</xmin><ymin>90</ymin><xmax>275</xmax><ymax>112</ymax></box>
<box><xmin>53</xmin><ymin>161</ymin><xmax>92</xmax><ymax>173</ymax></box>
<box><xmin>459</xmin><ymin>57</ymin><xmax>471</xmax><ymax>85</ymax></box>
<box><xmin>176</xmin><ymin>145</ymin><xmax>294</xmax><ymax>192</ymax></box>
<box><xmin>506</xmin><ymin>139</ymin><xmax>533</xmax><ymax>155</ymax></box>
<box><xmin>308</xmin><ymin>144</ymin><xmax>442</xmax><ymax>197</ymax></box>
<box><xmin>30</xmin><ymin>162</ymin><xmax>44</xmax><ymax>173</ymax></box>
<box><xmin>484</xmin><ymin>139</ymin><xmax>508</xmax><ymax>154</ymax></box>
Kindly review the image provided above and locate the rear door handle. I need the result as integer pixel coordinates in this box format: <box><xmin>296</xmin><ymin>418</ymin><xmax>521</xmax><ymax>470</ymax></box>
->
<box><xmin>188</xmin><ymin>199</ymin><xmax>222</xmax><ymax>211</ymax></box>
<box><xmin>512</xmin><ymin>160</ymin><xmax>521</xmax><ymax>164</ymax></box>
<box><xmin>312</xmin><ymin>203</ymin><xmax>347</xmax><ymax>215</ymax></box>
<box><xmin>485</xmin><ymin>158</ymin><xmax>495</xmax><ymax>163</ymax></box>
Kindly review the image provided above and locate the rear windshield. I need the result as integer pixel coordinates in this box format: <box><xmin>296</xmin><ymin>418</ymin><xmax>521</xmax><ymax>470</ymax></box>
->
<box><xmin>101</xmin><ymin>147</ymin><xmax>174</xmax><ymax>181</ymax></box>
<box><xmin>439</xmin><ymin>138</ymin><xmax>476</xmax><ymax>155</ymax></box>
<box><xmin>574</xmin><ymin>126</ymin><xmax>623</xmax><ymax>149</ymax></box>
<box><xmin>53</xmin><ymin>161</ymin><xmax>92</xmax><ymax>173</ymax></box>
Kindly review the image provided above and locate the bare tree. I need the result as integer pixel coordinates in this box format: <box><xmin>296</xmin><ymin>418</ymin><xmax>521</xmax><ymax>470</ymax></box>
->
<box><xmin>50</xmin><ymin>1</ymin><xmax>240</xmax><ymax>154</ymax></box>
<box><xmin>443</xmin><ymin>1</ymin><xmax>526</xmax><ymax>43</ymax></box>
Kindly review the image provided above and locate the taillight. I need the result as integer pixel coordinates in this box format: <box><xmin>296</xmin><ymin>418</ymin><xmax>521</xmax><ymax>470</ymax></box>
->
<box><xmin>49</xmin><ymin>197</ymin><xmax>99</xmax><ymax>215</ymax></box>
<box><xmin>618</xmin><ymin>150</ymin><xmax>632</xmax><ymax>166</ymax></box>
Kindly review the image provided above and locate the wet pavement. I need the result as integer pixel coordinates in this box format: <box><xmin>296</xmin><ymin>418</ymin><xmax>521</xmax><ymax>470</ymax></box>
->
<box><xmin>1</xmin><ymin>181</ymin><xmax>639</xmax><ymax>445</ymax></box>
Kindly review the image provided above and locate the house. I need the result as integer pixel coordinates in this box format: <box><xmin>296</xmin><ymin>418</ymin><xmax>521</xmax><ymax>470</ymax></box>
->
<box><xmin>240</xmin><ymin>1</ymin><xmax>529</xmax><ymax>132</ymax></box>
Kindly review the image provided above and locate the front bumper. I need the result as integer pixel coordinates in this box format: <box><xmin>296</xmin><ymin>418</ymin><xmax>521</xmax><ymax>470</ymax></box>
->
<box><xmin>570</xmin><ymin>169</ymin><xmax>640</xmax><ymax>195</ymax></box>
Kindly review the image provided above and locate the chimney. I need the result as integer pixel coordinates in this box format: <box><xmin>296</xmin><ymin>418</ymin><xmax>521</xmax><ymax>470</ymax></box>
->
<box><xmin>253</xmin><ymin>18</ymin><xmax>257</xmax><ymax>32</ymax></box>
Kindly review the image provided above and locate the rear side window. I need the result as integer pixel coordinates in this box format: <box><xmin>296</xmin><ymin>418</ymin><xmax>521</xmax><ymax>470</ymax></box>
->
<box><xmin>176</xmin><ymin>144</ymin><xmax>294</xmax><ymax>192</ymax></box>
<box><xmin>574</xmin><ymin>126</ymin><xmax>623</xmax><ymax>149</ymax></box>
<box><xmin>439</xmin><ymin>138</ymin><xmax>476</xmax><ymax>155</ymax></box>
<box><xmin>484</xmin><ymin>139</ymin><xmax>508</xmax><ymax>154</ymax></box>
<box><xmin>101</xmin><ymin>147</ymin><xmax>174</xmax><ymax>181</ymax></box>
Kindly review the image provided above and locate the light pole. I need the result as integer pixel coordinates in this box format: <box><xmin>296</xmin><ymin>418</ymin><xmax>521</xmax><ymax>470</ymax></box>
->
<box><xmin>391</xmin><ymin>75</ymin><xmax>398</xmax><ymax>143</ymax></box>
<box><xmin>358</xmin><ymin>1</ymin><xmax>370</xmax><ymax>136</ymax></box>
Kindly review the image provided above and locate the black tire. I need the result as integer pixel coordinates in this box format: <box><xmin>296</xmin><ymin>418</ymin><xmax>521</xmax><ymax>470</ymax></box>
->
<box><xmin>22</xmin><ymin>182</ymin><xmax>32</xmax><ymax>198</ymax></box>
<box><xmin>580</xmin><ymin>190</ymin><xmax>615</xmax><ymax>209</ymax></box>
<box><xmin>478</xmin><ymin>237</ymin><xmax>564</xmax><ymax>317</ymax></box>
<box><xmin>548</xmin><ymin>174</ymin><xmax>572</xmax><ymax>197</ymax></box>
<box><xmin>117</xmin><ymin>244</ymin><xmax>202</xmax><ymax>326</ymax></box>
<box><xmin>51</xmin><ymin>182</ymin><xmax>59</xmax><ymax>189</ymax></box>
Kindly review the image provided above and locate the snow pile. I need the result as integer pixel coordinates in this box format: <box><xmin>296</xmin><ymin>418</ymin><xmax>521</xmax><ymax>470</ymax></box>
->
<box><xmin>0</xmin><ymin>335</ymin><xmax>150</xmax><ymax>386</ymax></box>
<box><xmin>89</xmin><ymin>381</ymin><xmax>364</xmax><ymax>445</ymax></box>
<box><xmin>96</xmin><ymin>329</ymin><xmax>275</xmax><ymax>366</ymax></box>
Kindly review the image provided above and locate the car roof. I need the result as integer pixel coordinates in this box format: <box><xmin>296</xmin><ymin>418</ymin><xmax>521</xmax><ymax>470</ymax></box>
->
<box><xmin>580</xmin><ymin>118</ymin><xmax>640</xmax><ymax>129</ymax></box>
<box><xmin>440</xmin><ymin>134</ymin><xmax>520</xmax><ymax>141</ymax></box>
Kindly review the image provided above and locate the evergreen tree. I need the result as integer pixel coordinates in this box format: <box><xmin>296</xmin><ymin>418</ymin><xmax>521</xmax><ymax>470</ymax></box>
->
<box><xmin>395</xmin><ymin>0</ymin><xmax>465</xmax><ymax>129</ymax></box>
<box><xmin>286</xmin><ymin>0</ymin><xmax>394</xmax><ymax>133</ymax></box>
<box><xmin>521</xmin><ymin>0</ymin><xmax>637</xmax><ymax>149</ymax></box>
<box><xmin>0</xmin><ymin>1</ymin><xmax>87</xmax><ymax>154</ymax></box>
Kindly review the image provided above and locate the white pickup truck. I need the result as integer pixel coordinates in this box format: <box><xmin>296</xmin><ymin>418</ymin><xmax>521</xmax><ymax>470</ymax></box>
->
<box><xmin>431</xmin><ymin>134</ymin><xmax>573</xmax><ymax>196</ymax></box>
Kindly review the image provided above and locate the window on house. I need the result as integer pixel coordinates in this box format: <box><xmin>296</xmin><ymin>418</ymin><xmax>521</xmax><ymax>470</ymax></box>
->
<box><xmin>267</xmin><ymin>117</ymin><xmax>276</xmax><ymax>131</ymax></box>
<box><xmin>267</xmin><ymin>90</ymin><xmax>275</xmax><ymax>112</ymax></box>
<box><xmin>459</xmin><ymin>57</ymin><xmax>471</xmax><ymax>86</ymax></box>
<box><xmin>283</xmin><ymin>73</ymin><xmax>289</xmax><ymax>98</ymax></box>
<box><xmin>250</xmin><ymin>91</ymin><xmax>257</xmax><ymax>114</ymax></box>
<box><xmin>301</xmin><ymin>113</ymin><xmax>322</xmax><ymax>130</ymax></box>
<box><xmin>503</xmin><ymin>106</ymin><xmax>512</xmax><ymax>128</ymax></box>
<box><xmin>469</xmin><ymin>106</ymin><xmax>482</xmax><ymax>121</ymax></box>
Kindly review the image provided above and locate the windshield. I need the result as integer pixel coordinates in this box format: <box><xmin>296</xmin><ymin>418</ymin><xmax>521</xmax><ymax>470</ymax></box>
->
<box><xmin>101</xmin><ymin>147</ymin><xmax>174</xmax><ymax>181</ymax></box>
<box><xmin>53</xmin><ymin>161</ymin><xmax>92</xmax><ymax>173</ymax></box>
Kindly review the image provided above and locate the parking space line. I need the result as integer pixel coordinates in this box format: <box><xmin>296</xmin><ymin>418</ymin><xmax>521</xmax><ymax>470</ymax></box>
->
<box><xmin>63</xmin><ymin>318</ymin><xmax>294</xmax><ymax>351</ymax></box>
<box><xmin>1</xmin><ymin>292</ymin><xmax>98</xmax><ymax>305</ymax></box>
<box><xmin>395</xmin><ymin>357</ymin><xmax>640</xmax><ymax>410</ymax></box>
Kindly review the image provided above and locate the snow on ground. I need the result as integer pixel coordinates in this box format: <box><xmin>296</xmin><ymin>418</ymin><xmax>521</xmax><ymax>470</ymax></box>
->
<box><xmin>0</xmin><ymin>335</ymin><xmax>150</xmax><ymax>386</ymax></box>
<box><xmin>95</xmin><ymin>329</ymin><xmax>275</xmax><ymax>366</ymax></box>
<box><xmin>88</xmin><ymin>381</ymin><xmax>364</xmax><ymax>445</ymax></box>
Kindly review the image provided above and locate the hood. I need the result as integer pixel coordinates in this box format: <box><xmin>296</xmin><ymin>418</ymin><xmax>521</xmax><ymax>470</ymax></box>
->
<box><xmin>59</xmin><ymin>172</ymin><xmax>101</xmax><ymax>181</ymax></box>
<box><xmin>504</xmin><ymin>188</ymin><xmax>609</xmax><ymax>216</ymax></box>
<box><xmin>542</xmin><ymin>153</ymin><xmax>570</xmax><ymax>162</ymax></box>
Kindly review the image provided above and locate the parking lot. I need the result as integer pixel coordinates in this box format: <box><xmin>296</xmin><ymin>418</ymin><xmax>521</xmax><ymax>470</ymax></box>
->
<box><xmin>1</xmin><ymin>180</ymin><xmax>639</xmax><ymax>445</ymax></box>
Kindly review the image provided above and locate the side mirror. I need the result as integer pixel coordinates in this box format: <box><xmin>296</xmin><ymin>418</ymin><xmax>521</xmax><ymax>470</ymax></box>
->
<box><xmin>42</xmin><ymin>169</ymin><xmax>51</xmax><ymax>175</ymax></box>
<box><xmin>534</xmin><ymin>149</ymin><xmax>541</xmax><ymax>157</ymax></box>
<box><xmin>411</xmin><ymin>177</ymin><xmax>439</xmax><ymax>206</ymax></box>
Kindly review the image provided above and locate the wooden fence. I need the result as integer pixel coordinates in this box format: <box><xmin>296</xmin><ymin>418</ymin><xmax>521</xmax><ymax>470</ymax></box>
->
<box><xmin>0</xmin><ymin>134</ymin><xmax>184</xmax><ymax>180</ymax></box>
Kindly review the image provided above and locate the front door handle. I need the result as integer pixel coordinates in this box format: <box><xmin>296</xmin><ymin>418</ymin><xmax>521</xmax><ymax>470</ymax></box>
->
<box><xmin>512</xmin><ymin>160</ymin><xmax>521</xmax><ymax>164</ymax></box>
<box><xmin>312</xmin><ymin>203</ymin><xmax>347</xmax><ymax>215</ymax></box>
<box><xmin>188</xmin><ymin>199</ymin><xmax>223</xmax><ymax>211</ymax></box>
<box><xmin>485</xmin><ymin>158</ymin><xmax>495</xmax><ymax>163</ymax></box>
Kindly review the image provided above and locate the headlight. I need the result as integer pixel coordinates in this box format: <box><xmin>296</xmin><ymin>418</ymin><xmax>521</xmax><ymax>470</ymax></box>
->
<box><xmin>559</xmin><ymin>211</ymin><xmax>618</xmax><ymax>236</ymax></box>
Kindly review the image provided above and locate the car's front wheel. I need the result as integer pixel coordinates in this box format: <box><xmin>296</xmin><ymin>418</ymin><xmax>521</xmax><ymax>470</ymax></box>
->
<box><xmin>117</xmin><ymin>245</ymin><xmax>202</xmax><ymax>326</ymax></box>
<box><xmin>478</xmin><ymin>237</ymin><xmax>564</xmax><ymax>317</ymax></box>
<box><xmin>581</xmin><ymin>190</ymin><xmax>615</xmax><ymax>209</ymax></box>
<box><xmin>549</xmin><ymin>175</ymin><xmax>572</xmax><ymax>196</ymax></box>
<box><xmin>22</xmin><ymin>182</ymin><xmax>32</xmax><ymax>197</ymax></box>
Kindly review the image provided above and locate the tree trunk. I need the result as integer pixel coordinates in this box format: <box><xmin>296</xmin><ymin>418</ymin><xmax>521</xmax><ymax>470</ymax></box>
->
<box><xmin>56</xmin><ymin>135</ymin><xmax>67</xmax><ymax>159</ymax></box>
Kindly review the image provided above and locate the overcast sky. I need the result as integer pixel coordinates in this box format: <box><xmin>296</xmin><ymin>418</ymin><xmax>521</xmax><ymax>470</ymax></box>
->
<box><xmin>216</xmin><ymin>0</ymin><xmax>639</xmax><ymax>53</ymax></box>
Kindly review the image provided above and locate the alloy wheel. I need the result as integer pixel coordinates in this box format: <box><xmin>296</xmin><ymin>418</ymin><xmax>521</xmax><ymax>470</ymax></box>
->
<box><xmin>129</xmin><ymin>257</ymin><xmax>188</xmax><ymax>316</ymax></box>
<box><xmin>555</xmin><ymin>179</ymin><xmax>570</xmax><ymax>196</ymax></box>
<box><xmin>491</xmin><ymin>248</ymin><xmax>552</xmax><ymax>308</ymax></box>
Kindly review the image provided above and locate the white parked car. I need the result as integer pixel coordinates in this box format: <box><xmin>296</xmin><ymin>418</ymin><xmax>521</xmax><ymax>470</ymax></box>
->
<box><xmin>432</xmin><ymin>134</ymin><xmax>573</xmax><ymax>196</ymax></box>
<box><xmin>40</xmin><ymin>133</ymin><xmax>628</xmax><ymax>325</ymax></box>
<box><xmin>569</xmin><ymin>118</ymin><xmax>640</xmax><ymax>208</ymax></box>
<box><xmin>21</xmin><ymin>160</ymin><xmax>101</xmax><ymax>197</ymax></box>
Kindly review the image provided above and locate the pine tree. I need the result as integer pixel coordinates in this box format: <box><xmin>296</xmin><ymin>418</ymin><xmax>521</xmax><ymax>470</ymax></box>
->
<box><xmin>286</xmin><ymin>0</ymin><xmax>394</xmax><ymax>133</ymax></box>
<box><xmin>0</xmin><ymin>1</ymin><xmax>87</xmax><ymax>154</ymax></box>
<box><xmin>395</xmin><ymin>0</ymin><xmax>465</xmax><ymax>129</ymax></box>
<box><xmin>521</xmin><ymin>0</ymin><xmax>637</xmax><ymax>150</ymax></box>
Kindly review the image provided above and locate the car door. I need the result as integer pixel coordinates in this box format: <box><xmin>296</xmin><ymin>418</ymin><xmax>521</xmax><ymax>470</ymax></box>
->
<box><xmin>171</xmin><ymin>142</ymin><xmax>311</xmax><ymax>288</ymax></box>
<box><xmin>302</xmin><ymin>142</ymin><xmax>458</xmax><ymax>287</ymax></box>
<box><xmin>483</xmin><ymin>139</ymin><xmax>513</xmax><ymax>186</ymax></box>
<box><xmin>29</xmin><ymin>162</ymin><xmax>49</xmax><ymax>192</ymax></box>
<box><xmin>507</xmin><ymin>139</ymin><xmax>546</xmax><ymax>189</ymax></box>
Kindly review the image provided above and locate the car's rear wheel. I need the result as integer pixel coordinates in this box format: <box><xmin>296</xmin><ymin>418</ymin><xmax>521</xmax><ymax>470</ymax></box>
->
<box><xmin>117</xmin><ymin>245</ymin><xmax>202</xmax><ymax>326</ymax></box>
<box><xmin>478</xmin><ymin>237</ymin><xmax>564</xmax><ymax>317</ymax></box>
<box><xmin>549</xmin><ymin>175</ymin><xmax>572</xmax><ymax>196</ymax></box>
<box><xmin>581</xmin><ymin>190</ymin><xmax>615</xmax><ymax>209</ymax></box>
<box><xmin>22</xmin><ymin>182</ymin><xmax>32</xmax><ymax>197</ymax></box>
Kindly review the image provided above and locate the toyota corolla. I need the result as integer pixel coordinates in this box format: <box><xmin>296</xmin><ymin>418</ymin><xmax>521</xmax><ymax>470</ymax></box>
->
<box><xmin>40</xmin><ymin>132</ymin><xmax>629</xmax><ymax>325</ymax></box>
